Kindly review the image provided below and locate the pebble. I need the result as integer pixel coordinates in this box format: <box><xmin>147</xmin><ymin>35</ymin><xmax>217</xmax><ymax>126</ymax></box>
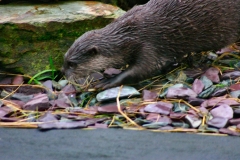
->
<box><xmin>96</xmin><ymin>86</ymin><xmax>140</xmax><ymax>102</ymax></box>
<box><xmin>144</xmin><ymin>101</ymin><xmax>173</xmax><ymax>115</ymax></box>
<box><xmin>210</xmin><ymin>104</ymin><xmax>233</xmax><ymax>119</ymax></box>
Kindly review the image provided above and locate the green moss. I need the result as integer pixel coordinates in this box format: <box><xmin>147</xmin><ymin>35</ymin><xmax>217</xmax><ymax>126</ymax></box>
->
<box><xmin>0</xmin><ymin>17</ymin><xmax>114</xmax><ymax>75</ymax></box>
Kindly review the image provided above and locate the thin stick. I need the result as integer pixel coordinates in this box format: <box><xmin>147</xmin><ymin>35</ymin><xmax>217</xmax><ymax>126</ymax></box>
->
<box><xmin>116</xmin><ymin>85</ymin><xmax>144</xmax><ymax>129</ymax></box>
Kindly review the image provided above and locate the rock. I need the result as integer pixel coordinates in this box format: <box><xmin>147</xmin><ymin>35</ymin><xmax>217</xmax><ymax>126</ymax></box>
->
<box><xmin>61</xmin><ymin>84</ymin><xmax>76</xmax><ymax>95</ymax></box>
<box><xmin>42</xmin><ymin>80</ymin><xmax>53</xmax><ymax>91</ymax></box>
<box><xmin>219</xmin><ymin>128</ymin><xmax>240</xmax><ymax>136</ymax></box>
<box><xmin>38</xmin><ymin>112</ymin><xmax>59</xmax><ymax>122</ymax></box>
<box><xmin>142</xmin><ymin>90</ymin><xmax>158</xmax><ymax>101</ymax></box>
<box><xmin>221</xmin><ymin>71</ymin><xmax>240</xmax><ymax>80</ymax></box>
<box><xmin>147</xmin><ymin>115</ymin><xmax>172</xmax><ymax>124</ymax></box>
<box><xmin>207</xmin><ymin>52</ymin><xmax>218</xmax><ymax>60</ymax></box>
<box><xmin>201</xmin><ymin>97</ymin><xmax>239</xmax><ymax>108</ymax></box>
<box><xmin>192</xmin><ymin>79</ymin><xmax>204</xmax><ymax>94</ymax></box>
<box><xmin>172</xmin><ymin>103</ymin><xmax>189</xmax><ymax>113</ymax></box>
<box><xmin>58</xmin><ymin>80</ymin><xmax>69</xmax><ymax>89</ymax></box>
<box><xmin>120</xmin><ymin>98</ymin><xmax>142</xmax><ymax>106</ymax></box>
<box><xmin>58</xmin><ymin>92</ymin><xmax>71</xmax><ymax>104</ymax></box>
<box><xmin>88</xmin><ymin>123</ymin><xmax>108</xmax><ymax>129</ymax></box>
<box><xmin>185</xmin><ymin>114</ymin><xmax>202</xmax><ymax>128</ymax></box>
<box><xmin>68</xmin><ymin>107</ymin><xmax>98</xmax><ymax>115</ymax></box>
<box><xmin>98</xmin><ymin>103</ymin><xmax>125</xmax><ymax>113</ymax></box>
<box><xmin>198</xmin><ymin>106</ymin><xmax>209</xmax><ymax>116</ymax></box>
<box><xmin>198</xmin><ymin>126</ymin><xmax>219</xmax><ymax>133</ymax></box>
<box><xmin>0</xmin><ymin>106</ymin><xmax>13</xmax><ymax>118</ymax></box>
<box><xmin>11</xmin><ymin>93</ymin><xmax>34</xmax><ymax>103</ymax></box>
<box><xmin>46</xmin><ymin>89</ymin><xmax>57</xmax><ymax>101</ymax></box>
<box><xmin>229</xmin><ymin>118</ymin><xmax>240</xmax><ymax>125</ymax></box>
<box><xmin>23</xmin><ymin>93</ymin><xmax>50</xmax><ymax>111</ymax></box>
<box><xmin>8</xmin><ymin>100</ymin><xmax>25</xmax><ymax>109</ymax></box>
<box><xmin>0</xmin><ymin>1</ymin><xmax>125</xmax><ymax>75</ymax></box>
<box><xmin>142</xmin><ymin>121</ymin><xmax>169</xmax><ymax>129</ymax></box>
<box><xmin>234</xmin><ymin>108</ymin><xmax>240</xmax><ymax>114</ymax></box>
<box><xmin>42</xmin><ymin>80</ymin><xmax>57</xmax><ymax>100</ymax></box>
<box><xmin>96</xmin><ymin>86</ymin><xmax>140</xmax><ymax>102</ymax></box>
<box><xmin>68</xmin><ymin>95</ymin><xmax>79</xmax><ymax>107</ymax></box>
<box><xmin>210</xmin><ymin>104</ymin><xmax>233</xmax><ymax>119</ymax></box>
<box><xmin>143</xmin><ymin>116</ymin><xmax>172</xmax><ymax>128</ymax></box>
<box><xmin>144</xmin><ymin>101</ymin><xmax>173</xmax><ymax>115</ymax></box>
<box><xmin>0</xmin><ymin>0</ymin><xmax>150</xmax><ymax>11</ymax></box>
<box><xmin>166</xmin><ymin>87</ymin><xmax>197</xmax><ymax>99</ymax></box>
<box><xmin>146</xmin><ymin>113</ymin><xmax>161</xmax><ymax>121</ymax></box>
<box><xmin>159</xmin><ymin>84</ymin><xmax>183</xmax><ymax>98</ymax></box>
<box><xmin>200</xmin><ymin>76</ymin><xmax>213</xmax><ymax>89</ymax></box>
<box><xmin>207</xmin><ymin>117</ymin><xmax>228</xmax><ymax>128</ymax></box>
<box><xmin>198</xmin><ymin>86</ymin><xmax>216</xmax><ymax>98</ymax></box>
<box><xmin>187</xmin><ymin>97</ymin><xmax>205</xmax><ymax>106</ymax></box>
<box><xmin>203</xmin><ymin>67</ymin><xmax>220</xmax><ymax>83</ymax></box>
<box><xmin>12</xmin><ymin>75</ymin><xmax>23</xmax><ymax>85</ymax></box>
<box><xmin>172</xmin><ymin>122</ymin><xmax>190</xmax><ymax>128</ymax></box>
<box><xmin>210</xmin><ymin>88</ymin><xmax>228</xmax><ymax>97</ymax></box>
<box><xmin>230</xmin><ymin>91</ymin><xmax>240</xmax><ymax>98</ymax></box>
<box><xmin>134</xmin><ymin>118</ymin><xmax>151</xmax><ymax>125</ymax></box>
<box><xmin>169</xmin><ymin>113</ymin><xmax>186</xmax><ymax>119</ymax></box>
<box><xmin>159</xmin><ymin>126</ymin><xmax>174</xmax><ymax>130</ymax></box>
<box><xmin>229</xmin><ymin>83</ymin><xmax>240</xmax><ymax>91</ymax></box>
<box><xmin>0</xmin><ymin>100</ymin><xmax>3</xmax><ymax>108</ymax></box>
<box><xmin>216</xmin><ymin>45</ymin><xmax>237</xmax><ymax>54</ymax></box>
<box><xmin>38</xmin><ymin>119</ymin><xmax>87</xmax><ymax>130</ymax></box>
<box><xmin>103</xmin><ymin>68</ymin><xmax>122</xmax><ymax>77</ymax></box>
<box><xmin>52</xmin><ymin>80</ymin><xmax>62</xmax><ymax>90</ymax></box>
<box><xmin>49</xmin><ymin>99</ymin><xmax>71</xmax><ymax>109</ymax></box>
<box><xmin>183</xmin><ymin>68</ymin><xmax>204</xmax><ymax>78</ymax></box>
<box><xmin>221</xmin><ymin>79</ymin><xmax>236</xmax><ymax>87</ymax></box>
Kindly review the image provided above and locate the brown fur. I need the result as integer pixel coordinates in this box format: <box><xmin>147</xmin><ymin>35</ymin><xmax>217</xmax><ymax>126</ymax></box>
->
<box><xmin>63</xmin><ymin>0</ymin><xmax>240</xmax><ymax>89</ymax></box>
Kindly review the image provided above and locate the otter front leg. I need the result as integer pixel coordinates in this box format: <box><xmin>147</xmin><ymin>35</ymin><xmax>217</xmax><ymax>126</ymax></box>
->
<box><xmin>95</xmin><ymin>68</ymin><xmax>138</xmax><ymax>89</ymax></box>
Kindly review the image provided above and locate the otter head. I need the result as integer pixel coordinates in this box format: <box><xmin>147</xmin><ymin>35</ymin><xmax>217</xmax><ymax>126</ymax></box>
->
<box><xmin>62</xmin><ymin>30</ymin><xmax>128</xmax><ymax>83</ymax></box>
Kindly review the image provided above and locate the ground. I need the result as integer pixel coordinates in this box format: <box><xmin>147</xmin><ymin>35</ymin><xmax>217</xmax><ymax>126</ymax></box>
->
<box><xmin>1</xmin><ymin>128</ymin><xmax>240</xmax><ymax>160</ymax></box>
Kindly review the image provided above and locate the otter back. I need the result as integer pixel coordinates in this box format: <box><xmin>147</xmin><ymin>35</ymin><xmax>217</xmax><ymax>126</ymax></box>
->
<box><xmin>63</xmin><ymin>0</ymin><xmax>240</xmax><ymax>89</ymax></box>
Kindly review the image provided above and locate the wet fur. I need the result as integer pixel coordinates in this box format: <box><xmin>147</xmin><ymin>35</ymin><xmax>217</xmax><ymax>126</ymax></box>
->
<box><xmin>63</xmin><ymin>0</ymin><xmax>240</xmax><ymax>89</ymax></box>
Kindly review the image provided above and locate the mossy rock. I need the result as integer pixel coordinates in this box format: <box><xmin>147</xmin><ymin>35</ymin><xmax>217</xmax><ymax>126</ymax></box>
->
<box><xmin>0</xmin><ymin>0</ymin><xmax>150</xmax><ymax>10</ymax></box>
<box><xmin>0</xmin><ymin>1</ymin><xmax>125</xmax><ymax>75</ymax></box>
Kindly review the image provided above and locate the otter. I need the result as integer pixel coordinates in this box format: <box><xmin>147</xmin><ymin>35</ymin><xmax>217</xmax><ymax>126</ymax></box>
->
<box><xmin>62</xmin><ymin>0</ymin><xmax>240</xmax><ymax>89</ymax></box>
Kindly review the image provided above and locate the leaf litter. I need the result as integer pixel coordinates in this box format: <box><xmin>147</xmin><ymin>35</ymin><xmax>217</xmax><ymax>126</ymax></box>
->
<box><xmin>0</xmin><ymin>44</ymin><xmax>240</xmax><ymax>136</ymax></box>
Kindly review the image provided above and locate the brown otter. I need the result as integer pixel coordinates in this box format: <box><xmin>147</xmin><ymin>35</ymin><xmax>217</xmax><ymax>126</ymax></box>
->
<box><xmin>62</xmin><ymin>0</ymin><xmax>240</xmax><ymax>89</ymax></box>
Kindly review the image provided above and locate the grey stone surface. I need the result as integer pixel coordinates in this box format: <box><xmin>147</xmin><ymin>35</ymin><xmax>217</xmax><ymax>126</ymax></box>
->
<box><xmin>0</xmin><ymin>128</ymin><xmax>240</xmax><ymax>160</ymax></box>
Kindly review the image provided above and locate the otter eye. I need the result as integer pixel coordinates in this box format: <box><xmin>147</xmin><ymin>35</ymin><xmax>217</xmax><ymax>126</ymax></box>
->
<box><xmin>68</xmin><ymin>62</ymin><xmax>77</xmax><ymax>69</ymax></box>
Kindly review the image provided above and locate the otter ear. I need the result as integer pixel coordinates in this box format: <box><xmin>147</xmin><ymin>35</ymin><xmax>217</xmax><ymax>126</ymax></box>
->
<box><xmin>87</xmin><ymin>46</ymin><xmax>99</xmax><ymax>55</ymax></box>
